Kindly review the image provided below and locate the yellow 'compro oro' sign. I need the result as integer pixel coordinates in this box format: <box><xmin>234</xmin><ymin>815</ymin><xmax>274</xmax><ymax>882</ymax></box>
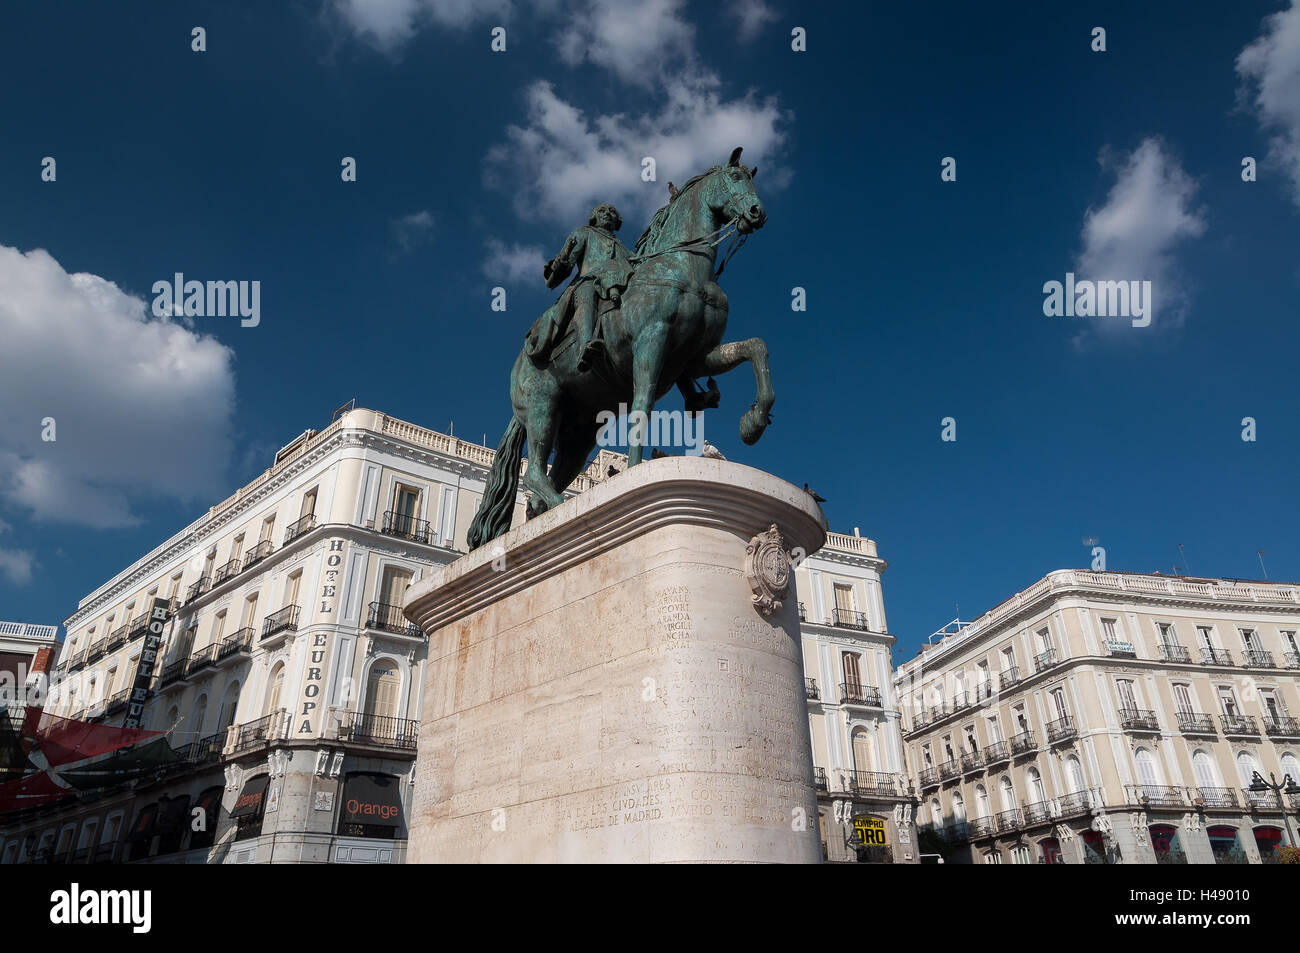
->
<box><xmin>853</xmin><ymin>816</ymin><xmax>887</xmax><ymax>845</ymax></box>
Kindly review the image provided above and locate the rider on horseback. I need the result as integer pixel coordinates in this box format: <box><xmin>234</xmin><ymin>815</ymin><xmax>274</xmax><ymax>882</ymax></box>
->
<box><xmin>526</xmin><ymin>203</ymin><xmax>633</xmax><ymax>372</ymax></box>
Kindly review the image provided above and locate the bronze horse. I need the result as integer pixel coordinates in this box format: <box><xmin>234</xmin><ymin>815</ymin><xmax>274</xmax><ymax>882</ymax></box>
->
<box><xmin>467</xmin><ymin>147</ymin><xmax>773</xmax><ymax>549</ymax></box>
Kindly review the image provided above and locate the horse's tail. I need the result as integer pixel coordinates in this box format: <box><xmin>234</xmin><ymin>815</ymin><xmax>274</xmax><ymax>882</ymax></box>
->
<box><xmin>467</xmin><ymin>416</ymin><xmax>526</xmax><ymax>550</ymax></box>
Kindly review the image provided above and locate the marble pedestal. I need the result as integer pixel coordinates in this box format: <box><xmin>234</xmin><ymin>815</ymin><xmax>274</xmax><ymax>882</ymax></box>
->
<box><xmin>403</xmin><ymin>456</ymin><xmax>826</xmax><ymax>863</ymax></box>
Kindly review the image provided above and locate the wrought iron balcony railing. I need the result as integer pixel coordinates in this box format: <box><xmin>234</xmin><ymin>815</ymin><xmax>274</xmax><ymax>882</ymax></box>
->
<box><xmin>187</xmin><ymin>577</ymin><xmax>211</xmax><ymax>602</ymax></box>
<box><xmin>1285</xmin><ymin>650</ymin><xmax>1300</xmax><ymax>669</ymax></box>
<box><xmin>1196</xmin><ymin>787</ymin><xmax>1239</xmax><ymax>809</ymax></box>
<box><xmin>230</xmin><ymin>710</ymin><xmax>287</xmax><ymax>753</ymax></box>
<box><xmin>983</xmin><ymin>741</ymin><xmax>1010</xmax><ymax>765</ymax></box>
<box><xmin>365</xmin><ymin>601</ymin><xmax>424</xmax><ymax>638</ymax></box>
<box><xmin>1127</xmin><ymin>784</ymin><xmax>1186</xmax><ymax>808</ymax></box>
<box><xmin>213</xmin><ymin>557</ymin><xmax>241</xmax><ymax>585</ymax></box>
<box><xmin>1264</xmin><ymin>715</ymin><xmax>1300</xmax><ymax>738</ymax></box>
<box><xmin>832</xmin><ymin>608</ymin><xmax>869</xmax><ymax>631</ymax></box>
<box><xmin>994</xmin><ymin>808</ymin><xmax>1022</xmax><ymax>833</ymax></box>
<box><xmin>216</xmin><ymin>626</ymin><xmax>255</xmax><ymax>661</ymax></box>
<box><xmin>261</xmin><ymin>604</ymin><xmax>300</xmax><ymax>639</ymax></box>
<box><xmin>1010</xmin><ymin>730</ymin><xmax>1036</xmax><ymax>755</ymax></box>
<box><xmin>1056</xmin><ymin>790</ymin><xmax>1092</xmax><ymax>817</ymax></box>
<box><xmin>840</xmin><ymin>682</ymin><xmax>882</xmax><ymax>707</ymax></box>
<box><xmin>284</xmin><ymin>513</ymin><xmax>317</xmax><ymax>544</ymax></box>
<box><xmin>1200</xmin><ymin>647</ymin><xmax>1233</xmax><ymax>666</ymax></box>
<box><xmin>1022</xmin><ymin>801</ymin><xmax>1051</xmax><ymax>826</ymax></box>
<box><xmin>999</xmin><ymin>666</ymin><xmax>1020</xmax><ymax>690</ymax></box>
<box><xmin>185</xmin><ymin>643</ymin><xmax>218</xmax><ymax>676</ymax></box>
<box><xmin>975</xmin><ymin>681</ymin><xmax>994</xmax><ymax>703</ymax></box>
<box><xmin>86</xmin><ymin>641</ymin><xmax>105</xmax><ymax>662</ymax></box>
<box><xmin>381</xmin><ymin>509</ymin><xmax>436</xmax><ymax>544</ymax></box>
<box><xmin>798</xmin><ymin>602</ymin><xmax>806</xmax><ymax>621</ymax></box>
<box><xmin>102</xmin><ymin>688</ymin><xmax>131</xmax><ymax>717</ymax></box>
<box><xmin>961</xmin><ymin>751</ymin><xmax>983</xmax><ymax>773</ymax></box>
<box><xmin>1046</xmin><ymin>715</ymin><xmax>1077</xmax><ymax>743</ymax></box>
<box><xmin>1118</xmin><ymin>708</ymin><xmax>1160</xmax><ymax>733</ymax></box>
<box><xmin>1244</xmin><ymin>789</ymin><xmax>1284</xmax><ymax>811</ymax></box>
<box><xmin>335</xmin><ymin>711</ymin><xmax>419</xmax><ymax>750</ymax></box>
<box><xmin>937</xmin><ymin>759</ymin><xmax>959</xmax><ymax>780</ymax></box>
<box><xmin>1177</xmin><ymin>712</ymin><xmax>1216</xmax><ymax>734</ymax></box>
<box><xmin>106</xmin><ymin>627</ymin><xmax>127</xmax><ymax>651</ymax></box>
<box><xmin>1243</xmin><ymin>649</ymin><xmax>1275</xmax><ymax>668</ymax></box>
<box><xmin>804</xmin><ymin>677</ymin><xmax>820</xmax><ymax>701</ymax></box>
<box><xmin>1158</xmin><ymin>644</ymin><xmax>1191</xmax><ymax>663</ymax></box>
<box><xmin>1034</xmin><ymin>647</ymin><xmax>1059</xmax><ymax>673</ymax></box>
<box><xmin>159</xmin><ymin>658</ymin><xmax>188</xmax><ymax>688</ymax></box>
<box><xmin>813</xmin><ymin>767</ymin><xmax>828</xmax><ymax>790</ymax></box>
<box><xmin>242</xmin><ymin>539</ymin><xmax>273</xmax><ymax>571</ymax></box>
<box><xmin>919</xmin><ymin>767</ymin><xmax>939</xmax><ymax>789</ymax></box>
<box><xmin>848</xmin><ymin>771</ymin><xmax>903</xmax><ymax>797</ymax></box>
<box><xmin>130</xmin><ymin>612</ymin><xmax>151</xmax><ymax>637</ymax></box>
<box><xmin>968</xmin><ymin>816</ymin><xmax>995</xmax><ymax>839</ymax></box>
<box><xmin>1220</xmin><ymin>714</ymin><xmax>1259</xmax><ymax>736</ymax></box>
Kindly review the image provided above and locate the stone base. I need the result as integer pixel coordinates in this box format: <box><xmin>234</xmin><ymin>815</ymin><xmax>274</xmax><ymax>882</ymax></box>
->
<box><xmin>404</xmin><ymin>457</ymin><xmax>827</xmax><ymax>863</ymax></box>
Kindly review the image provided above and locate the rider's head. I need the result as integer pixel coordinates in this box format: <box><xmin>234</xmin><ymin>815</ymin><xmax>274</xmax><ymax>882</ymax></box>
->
<box><xmin>589</xmin><ymin>204</ymin><xmax>622</xmax><ymax>232</ymax></box>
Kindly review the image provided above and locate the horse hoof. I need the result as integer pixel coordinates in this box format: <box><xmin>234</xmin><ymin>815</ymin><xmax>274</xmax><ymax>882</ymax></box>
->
<box><xmin>739</xmin><ymin>409</ymin><xmax>768</xmax><ymax>445</ymax></box>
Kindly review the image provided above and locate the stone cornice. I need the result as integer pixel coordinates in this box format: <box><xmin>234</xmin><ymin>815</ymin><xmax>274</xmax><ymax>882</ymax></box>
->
<box><xmin>405</xmin><ymin>457</ymin><xmax>827</xmax><ymax>634</ymax></box>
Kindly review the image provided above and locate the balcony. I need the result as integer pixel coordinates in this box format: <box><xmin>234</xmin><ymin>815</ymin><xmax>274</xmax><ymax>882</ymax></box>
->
<box><xmin>804</xmin><ymin>678</ymin><xmax>820</xmax><ymax>701</ymax></box>
<box><xmin>1200</xmin><ymin>647</ymin><xmax>1233</xmax><ymax>666</ymax></box>
<box><xmin>86</xmin><ymin>641</ymin><xmax>105</xmax><ymax>662</ymax></box>
<box><xmin>1244</xmin><ymin>789</ymin><xmax>1285</xmax><ymax>812</ymax></box>
<box><xmin>1264</xmin><ymin>715</ymin><xmax>1300</xmax><ymax>739</ymax></box>
<box><xmin>129</xmin><ymin>613</ymin><xmax>151</xmax><ymax>638</ymax></box>
<box><xmin>230</xmin><ymin>710</ymin><xmax>288</xmax><ymax>754</ymax></box>
<box><xmin>919</xmin><ymin>767</ymin><xmax>940</xmax><ymax>790</ymax></box>
<box><xmin>1056</xmin><ymin>790</ymin><xmax>1092</xmax><ymax>817</ymax></box>
<box><xmin>102</xmin><ymin>688</ymin><xmax>131</xmax><ymax>717</ymax></box>
<box><xmin>840</xmin><ymin>682</ymin><xmax>882</xmax><ymax>708</ymax></box>
<box><xmin>832</xmin><ymin>608</ymin><xmax>869</xmax><ymax>631</ymax></box>
<box><xmin>364</xmin><ymin>601</ymin><xmax>424</xmax><ymax>639</ymax></box>
<box><xmin>999</xmin><ymin>666</ymin><xmax>1021</xmax><ymax>690</ymax></box>
<box><xmin>284</xmin><ymin>513</ymin><xmax>317</xmax><ymax>545</ymax></box>
<box><xmin>1034</xmin><ymin>648</ymin><xmax>1060</xmax><ymax>674</ymax></box>
<box><xmin>1009</xmin><ymin>730</ymin><xmax>1036</xmax><ymax>756</ymax></box>
<box><xmin>983</xmin><ymin>741</ymin><xmax>1010</xmax><ymax>766</ymax></box>
<box><xmin>215</xmin><ymin>626</ymin><xmax>255</xmax><ymax>663</ymax></box>
<box><xmin>213</xmin><ymin>558</ymin><xmax>241</xmax><ymax>586</ymax></box>
<box><xmin>185</xmin><ymin>644</ymin><xmax>218</xmax><ymax>678</ymax></box>
<box><xmin>174</xmin><ymin>730</ymin><xmax>224</xmax><ymax>767</ymax></box>
<box><xmin>261</xmin><ymin>604</ymin><xmax>300</xmax><ymax>641</ymax></box>
<box><xmin>1023</xmin><ymin>801</ymin><xmax>1052</xmax><ymax>826</ymax></box>
<box><xmin>1220</xmin><ymin>714</ymin><xmax>1259</xmax><ymax>737</ymax></box>
<box><xmin>186</xmin><ymin>577</ymin><xmax>211</xmax><ymax>603</ymax></box>
<box><xmin>849</xmin><ymin>771</ymin><xmax>904</xmax><ymax>798</ymax></box>
<box><xmin>1118</xmin><ymin>708</ymin><xmax>1160</xmax><ymax>733</ymax></box>
<box><xmin>1242</xmin><ymin>649</ymin><xmax>1275</xmax><ymax>668</ymax></box>
<box><xmin>1105</xmin><ymin>640</ymin><xmax>1137</xmax><ymax>659</ymax></box>
<box><xmin>381</xmin><ymin>509</ymin><xmax>436</xmax><ymax>545</ymax></box>
<box><xmin>1127</xmin><ymin>784</ymin><xmax>1186</xmax><ymax>809</ymax></box>
<box><xmin>798</xmin><ymin>602</ymin><xmax>806</xmax><ymax>621</ymax></box>
<box><xmin>937</xmin><ymin>759</ymin><xmax>959</xmax><ymax>781</ymax></box>
<box><xmin>968</xmin><ymin>816</ymin><xmax>994</xmax><ymax>839</ymax></box>
<box><xmin>159</xmin><ymin>658</ymin><xmax>189</xmax><ymax>689</ymax></box>
<box><xmin>974</xmin><ymin>681</ymin><xmax>994</xmax><ymax>703</ymax></box>
<box><xmin>1177</xmin><ymin>712</ymin><xmax>1216</xmax><ymax>735</ymax></box>
<box><xmin>105</xmin><ymin>626</ymin><xmax>127</xmax><ymax>652</ymax></box>
<box><xmin>1196</xmin><ymin>787</ymin><xmax>1239</xmax><ymax>810</ymax></box>
<box><xmin>1285</xmin><ymin>650</ymin><xmax>1300</xmax><ymax>669</ymax></box>
<box><xmin>1158</xmin><ymin>644</ymin><xmax>1191</xmax><ymax>663</ymax></box>
<box><xmin>335</xmin><ymin>711</ymin><xmax>419</xmax><ymax>750</ymax></box>
<box><xmin>994</xmin><ymin>808</ymin><xmax>1022</xmax><ymax>833</ymax></box>
<box><xmin>813</xmin><ymin>767</ymin><xmax>828</xmax><ymax>791</ymax></box>
<box><xmin>961</xmin><ymin>751</ymin><xmax>984</xmax><ymax>774</ymax></box>
<box><xmin>242</xmin><ymin>539</ymin><xmax>273</xmax><ymax>571</ymax></box>
<box><xmin>1046</xmin><ymin>715</ymin><xmax>1077</xmax><ymax>744</ymax></box>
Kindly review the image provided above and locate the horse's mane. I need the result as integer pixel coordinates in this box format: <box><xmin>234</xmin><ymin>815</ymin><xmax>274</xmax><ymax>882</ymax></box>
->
<box><xmin>633</xmin><ymin>168</ymin><xmax>715</xmax><ymax>256</ymax></box>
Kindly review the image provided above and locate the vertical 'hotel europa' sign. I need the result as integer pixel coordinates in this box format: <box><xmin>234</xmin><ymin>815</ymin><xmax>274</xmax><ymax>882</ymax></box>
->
<box><xmin>296</xmin><ymin>538</ymin><xmax>344</xmax><ymax>736</ymax></box>
<box><xmin>123</xmin><ymin>597</ymin><xmax>172</xmax><ymax>729</ymax></box>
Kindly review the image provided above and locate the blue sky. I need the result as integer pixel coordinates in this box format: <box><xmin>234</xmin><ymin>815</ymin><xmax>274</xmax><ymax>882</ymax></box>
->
<box><xmin>1</xmin><ymin>1</ymin><xmax>1298</xmax><ymax>660</ymax></box>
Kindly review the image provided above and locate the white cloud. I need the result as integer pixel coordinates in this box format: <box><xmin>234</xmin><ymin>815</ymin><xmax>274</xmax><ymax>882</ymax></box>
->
<box><xmin>485</xmin><ymin>78</ymin><xmax>788</xmax><ymax>224</ymax></box>
<box><xmin>1072</xmin><ymin>138</ymin><xmax>1206</xmax><ymax>336</ymax></box>
<box><xmin>0</xmin><ymin>245</ymin><xmax>237</xmax><ymax>528</ymax></box>
<box><xmin>331</xmin><ymin>0</ymin><xmax>511</xmax><ymax>51</ymax></box>
<box><xmin>482</xmin><ymin>239</ymin><xmax>546</xmax><ymax>284</ymax></box>
<box><xmin>554</xmin><ymin>0</ymin><xmax>696</xmax><ymax>87</ymax></box>
<box><xmin>0</xmin><ymin>548</ymin><xmax>35</xmax><ymax>586</ymax></box>
<box><xmin>729</xmin><ymin>0</ymin><xmax>778</xmax><ymax>42</ymax></box>
<box><xmin>1237</xmin><ymin>0</ymin><xmax>1300</xmax><ymax>207</ymax></box>
<box><xmin>391</xmin><ymin>209</ymin><xmax>434</xmax><ymax>250</ymax></box>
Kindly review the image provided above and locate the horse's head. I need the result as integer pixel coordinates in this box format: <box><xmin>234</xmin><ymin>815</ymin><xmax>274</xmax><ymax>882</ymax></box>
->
<box><xmin>709</xmin><ymin>147</ymin><xmax>767</xmax><ymax>234</ymax></box>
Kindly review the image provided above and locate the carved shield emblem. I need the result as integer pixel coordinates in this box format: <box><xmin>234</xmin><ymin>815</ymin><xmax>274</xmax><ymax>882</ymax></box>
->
<box><xmin>745</xmin><ymin>523</ymin><xmax>792</xmax><ymax>616</ymax></box>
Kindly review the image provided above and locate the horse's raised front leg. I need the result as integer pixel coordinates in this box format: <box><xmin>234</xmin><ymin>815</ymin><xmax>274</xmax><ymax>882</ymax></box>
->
<box><xmin>690</xmin><ymin>337</ymin><xmax>774</xmax><ymax>445</ymax></box>
<box><xmin>521</xmin><ymin>401</ymin><xmax>566</xmax><ymax>518</ymax></box>
<box><xmin>628</xmin><ymin>322</ymin><xmax>670</xmax><ymax>466</ymax></box>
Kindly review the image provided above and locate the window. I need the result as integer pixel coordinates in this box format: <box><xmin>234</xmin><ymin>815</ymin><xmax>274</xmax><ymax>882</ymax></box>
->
<box><xmin>975</xmin><ymin>784</ymin><xmax>990</xmax><ymax>818</ymax></box>
<box><xmin>192</xmin><ymin>695</ymin><xmax>208</xmax><ymax>736</ymax></box>
<box><xmin>1000</xmin><ymin>647</ymin><xmax>1016</xmax><ymax>671</ymax></box>
<box><xmin>259</xmin><ymin>515</ymin><xmax>276</xmax><ymax>543</ymax></box>
<box><xmin>1027</xmin><ymin>767</ymin><xmax>1046</xmax><ymax>803</ymax></box>
<box><xmin>211</xmin><ymin>610</ymin><xmax>227</xmax><ymax>645</ymax></box>
<box><xmin>1116</xmin><ymin>679</ymin><xmax>1137</xmax><ymax>712</ymax></box>
<box><xmin>284</xmin><ymin>571</ymin><xmax>302</xmax><ymax>608</ymax></box>
<box><xmin>842</xmin><ymin>652</ymin><xmax>862</xmax><ymax>691</ymax></box>
<box><xmin>393</xmin><ymin>484</ymin><xmax>420</xmax><ymax>534</ymax></box>
<box><xmin>167</xmin><ymin>574</ymin><xmax>183</xmax><ymax>601</ymax></box>
<box><xmin>1135</xmin><ymin>748</ymin><xmax>1162</xmax><ymax>787</ymax></box>
<box><xmin>1013</xmin><ymin>705</ymin><xmax>1029</xmax><ymax>733</ymax></box>
<box><xmin>1284</xmin><ymin>631</ymin><xmax>1299</xmax><ymax>656</ymax></box>
<box><xmin>217</xmin><ymin>681</ymin><xmax>241</xmax><ymax>732</ymax></box>
<box><xmin>265</xmin><ymin>665</ymin><xmax>285</xmax><ymax>714</ymax></box>
<box><xmin>965</xmin><ymin>725</ymin><xmax>979</xmax><ymax>753</ymax></box>
<box><xmin>363</xmin><ymin>661</ymin><xmax>401</xmax><ymax>720</ymax></box>
<box><xmin>1261</xmin><ymin>690</ymin><xmax>1286</xmax><ymax>724</ymax></box>
<box><xmin>1051</xmin><ymin>688</ymin><xmax>1069</xmax><ymax>719</ymax></box>
<box><xmin>929</xmin><ymin>799</ymin><xmax>942</xmax><ymax>827</ymax></box>
<box><xmin>1280</xmin><ymin>753</ymin><xmax>1300</xmax><ymax>785</ymax></box>
<box><xmin>1174</xmin><ymin>684</ymin><xmax>1195</xmax><ymax>716</ymax></box>
<box><xmin>984</xmin><ymin>851</ymin><xmax>1002</xmax><ymax>864</ymax></box>
<box><xmin>942</xmin><ymin>737</ymin><xmax>955</xmax><ymax>762</ymax></box>
<box><xmin>1218</xmin><ymin>687</ymin><xmax>1239</xmax><ymax>718</ymax></box>
<box><xmin>380</xmin><ymin>565</ymin><xmax>413</xmax><ymax>607</ymax></box>
<box><xmin>299</xmin><ymin>487</ymin><xmax>318</xmax><ymax>520</ymax></box>
<box><xmin>1036</xmin><ymin>626</ymin><xmax>1053</xmax><ymax>652</ymax></box>
<box><xmin>999</xmin><ymin>776</ymin><xmax>1015</xmax><ymax>811</ymax></box>
<box><xmin>228</xmin><ymin>534</ymin><xmax>244</xmax><ymax>566</ymax></box>
<box><xmin>951</xmin><ymin>791</ymin><xmax>967</xmax><ymax>824</ymax></box>
<box><xmin>242</xmin><ymin>593</ymin><xmax>260</xmax><ymax>628</ymax></box>
<box><xmin>851</xmin><ymin>729</ymin><xmax>872</xmax><ymax>772</ymax></box>
<box><xmin>833</xmin><ymin>583</ymin><xmax>854</xmax><ymax>612</ymax></box>
<box><xmin>1101</xmin><ymin>618</ymin><xmax>1118</xmax><ymax>641</ymax></box>
<box><xmin>986</xmin><ymin>714</ymin><xmax>1003</xmax><ymax>743</ymax></box>
<box><xmin>1241</xmin><ymin>628</ymin><xmax>1261</xmax><ymax>652</ymax></box>
<box><xmin>1011</xmin><ymin>844</ymin><xmax>1031</xmax><ymax>864</ymax></box>
<box><xmin>1157</xmin><ymin>622</ymin><xmax>1177</xmax><ymax>647</ymax></box>
<box><xmin>1066</xmin><ymin>756</ymin><xmax>1085</xmax><ymax>793</ymax></box>
<box><xmin>921</xmin><ymin>745</ymin><xmax>932</xmax><ymax>768</ymax></box>
<box><xmin>1192</xmin><ymin>750</ymin><xmax>1220</xmax><ymax>789</ymax></box>
<box><xmin>1196</xmin><ymin>626</ymin><xmax>1215</xmax><ymax>651</ymax></box>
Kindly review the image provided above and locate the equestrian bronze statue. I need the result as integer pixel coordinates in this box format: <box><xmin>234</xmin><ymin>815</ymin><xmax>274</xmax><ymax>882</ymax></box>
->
<box><xmin>467</xmin><ymin>147</ymin><xmax>773</xmax><ymax>549</ymax></box>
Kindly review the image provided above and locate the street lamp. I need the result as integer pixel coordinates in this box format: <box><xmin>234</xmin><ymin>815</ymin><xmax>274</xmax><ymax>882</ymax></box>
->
<box><xmin>1249</xmin><ymin>771</ymin><xmax>1300</xmax><ymax>848</ymax></box>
